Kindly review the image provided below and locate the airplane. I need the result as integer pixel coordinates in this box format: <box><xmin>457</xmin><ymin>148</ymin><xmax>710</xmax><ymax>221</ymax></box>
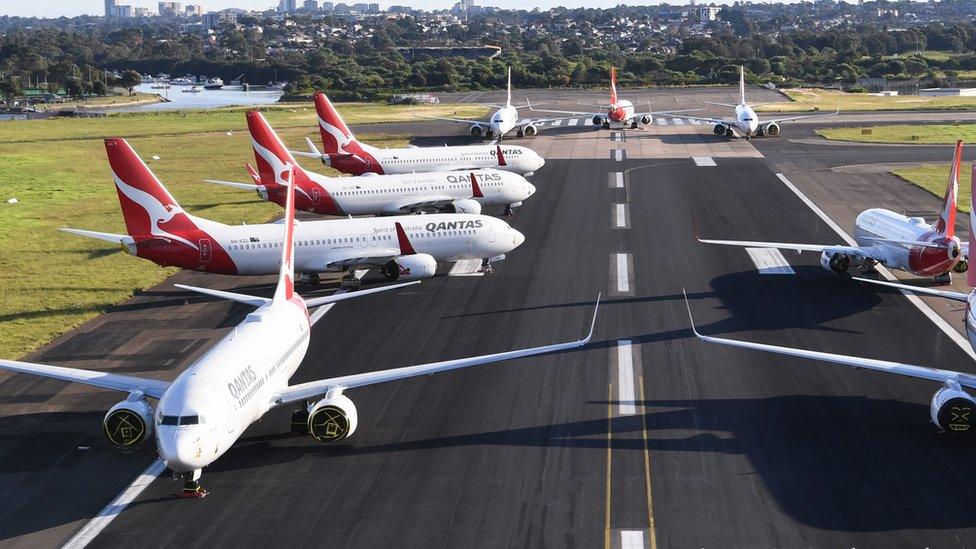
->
<box><xmin>415</xmin><ymin>67</ymin><xmax>568</xmax><ymax>140</ymax></box>
<box><xmin>851</xmin><ymin>162</ymin><xmax>976</xmax><ymax>351</ymax></box>
<box><xmin>665</xmin><ymin>66</ymin><xmax>837</xmax><ymax>140</ymax></box>
<box><xmin>206</xmin><ymin>111</ymin><xmax>536</xmax><ymax>216</ymax></box>
<box><xmin>696</xmin><ymin>140</ymin><xmax>969</xmax><ymax>285</ymax></box>
<box><xmin>61</xmin><ymin>138</ymin><xmax>526</xmax><ymax>284</ymax></box>
<box><xmin>0</xmin><ymin>168</ymin><xmax>600</xmax><ymax>496</ymax></box>
<box><xmin>527</xmin><ymin>66</ymin><xmax>675</xmax><ymax>130</ymax></box>
<box><xmin>684</xmin><ymin>287</ymin><xmax>976</xmax><ymax>434</ymax></box>
<box><xmin>293</xmin><ymin>91</ymin><xmax>546</xmax><ymax>177</ymax></box>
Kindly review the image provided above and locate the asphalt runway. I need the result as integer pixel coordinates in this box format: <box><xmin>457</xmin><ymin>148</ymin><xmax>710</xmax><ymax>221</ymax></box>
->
<box><xmin>6</xmin><ymin>89</ymin><xmax>976</xmax><ymax>547</ymax></box>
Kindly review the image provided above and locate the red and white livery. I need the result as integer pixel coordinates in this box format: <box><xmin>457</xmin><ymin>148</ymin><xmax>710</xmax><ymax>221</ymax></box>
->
<box><xmin>206</xmin><ymin>111</ymin><xmax>536</xmax><ymax>216</ymax></box>
<box><xmin>697</xmin><ymin>141</ymin><xmax>969</xmax><ymax>284</ymax></box>
<box><xmin>62</xmin><ymin>138</ymin><xmax>526</xmax><ymax>281</ymax></box>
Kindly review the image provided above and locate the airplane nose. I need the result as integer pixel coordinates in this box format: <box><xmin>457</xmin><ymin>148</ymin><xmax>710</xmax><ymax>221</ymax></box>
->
<box><xmin>525</xmin><ymin>182</ymin><xmax>536</xmax><ymax>197</ymax></box>
<box><xmin>535</xmin><ymin>156</ymin><xmax>545</xmax><ymax>170</ymax></box>
<box><xmin>512</xmin><ymin>229</ymin><xmax>525</xmax><ymax>247</ymax></box>
<box><xmin>158</xmin><ymin>430</ymin><xmax>206</xmax><ymax>472</ymax></box>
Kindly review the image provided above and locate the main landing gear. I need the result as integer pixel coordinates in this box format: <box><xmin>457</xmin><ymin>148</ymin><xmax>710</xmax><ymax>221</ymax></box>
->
<box><xmin>176</xmin><ymin>470</ymin><xmax>207</xmax><ymax>499</ymax></box>
<box><xmin>630</xmin><ymin>121</ymin><xmax>639</xmax><ymax>129</ymax></box>
<box><xmin>302</xmin><ymin>272</ymin><xmax>320</xmax><ymax>284</ymax></box>
<box><xmin>340</xmin><ymin>269</ymin><xmax>361</xmax><ymax>289</ymax></box>
<box><xmin>481</xmin><ymin>257</ymin><xmax>494</xmax><ymax>274</ymax></box>
<box><xmin>504</xmin><ymin>205</ymin><xmax>515</xmax><ymax>216</ymax></box>
<box><xmin>934</xmin><ymin>271</ymin><xmax>952</xmax><ymax>285</ymax></box>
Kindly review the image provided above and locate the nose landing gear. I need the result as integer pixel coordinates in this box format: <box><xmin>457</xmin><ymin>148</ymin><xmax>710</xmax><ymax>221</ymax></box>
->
<box><xmin>934</xmin><ymin>271</ymin><xmax>952</xmax><ymax>285</ymax></box>
<box><xmin>175</xmin><ymin>470</ymin><xmax>207</xmax><ymax>499</ymax></box>
<box><xmin>480</xmin><ymin>257</ymin><xmax>494</xmax><ymax>274</ymax></box>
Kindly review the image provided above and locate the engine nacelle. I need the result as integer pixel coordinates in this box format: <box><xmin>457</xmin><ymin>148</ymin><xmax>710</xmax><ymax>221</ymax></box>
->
<box><xmin>592</xmin><ymin>115</ymin><xmax>605</xmax><ymax>126</ymax></box>
<box><xmin>470</xmin><ymin>125</ymin><xmax>484</xmax><ymax>137</ymax></box>
<box><xmin>381</xmin><ymin>253</ymin><xmax>437</xmax><ymax>281</ymax></box>
<box><xmin>443</xmin><ymin>198</ymin><xmax>482</xmax><ymax>215</ymax></box>
<box><xmin>307</xmin><ymin>393</ymin><xmax>358</xmax><ymax>442</ymax></box>
<box><xmin>930</xmin><ymin>383</ymin><xmax>976</xmax><ymax>432</ymax></box>
<box><xmin>820</xmin><ymin>251</ymin><xmax>851</xmax><ymax>273</ymax></box>
<box><xmin>523</xmin><ymin>124</ymin><xmax>538</xmax><ymax>137</ymax></box>
<box><xmin>640</xmin><ymin>114</ymin><xmax>652</xmax><ymax>125</ymax></box>
<box><xmin>103</xmin><ymin>393</ymin><xmax>154</xmax><ymax>448</ymax></box>
<box><xmin>954</xmin><ymin>258</ymin><xmax>969</xmax><ymax>273</ymax></box>
<box><xmin>713</xmin><ymin>124</ymin><xmax>727</xmax><ymax>136</ymax></box>
<box><xmin>765</xmin><ymin>122</ymin><xmax>781</xmax><ymax>136</ymax></box>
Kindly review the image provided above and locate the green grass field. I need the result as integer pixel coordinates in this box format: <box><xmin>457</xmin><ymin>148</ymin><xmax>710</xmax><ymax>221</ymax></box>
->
<box><xmin>892</xmin><ymin>163</ymin><xmax>971</xmax><ymax>213</ymax></box>
<box><xmin>758</xmin><ymin>88</ymin><xmax>976</xmax><ymax>112</ymax></box>
<box><xmin>816</xmin><ymin>124</ymin><xmax>976</xmax><ymax>144</ymax></box>
<box><xmin>0</xmin><ymin>106</ymin><xmax>419</xmax><ymax>359</ymax></box>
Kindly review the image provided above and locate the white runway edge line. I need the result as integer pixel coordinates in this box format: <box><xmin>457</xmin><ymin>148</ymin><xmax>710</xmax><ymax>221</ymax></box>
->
<box><xmin>613</xmin><ymin>204</ymin><xmax>628</xmax><ymax>228</ymax></box>
<box><xmin>63</xmin><ymin>270</ymin><xmax>370</xmax><ymax>549</ymax></box>
<box><xmin>692</xmin><ymin>157</ymin><xmax>717</xmax><ymax>167</ymax></box>
<box><xmin>61</xmin><ymin>459</ymin><xmax>167</xmax><ymax>549</ymax></box>
<box><xmin>617</xmin><ymin>340</ymin><xmax>638</xmax><ymax>415</ymax></box>
<box><xmin>745</xmin><ymin>248</ymin><xmax>795</xmax><ymax>275</ymax></box>
<box><xmin>621</xmin><ymin>530</ymin><xmax>646</xmax><ymax>549</ymax></box>
<box><xmin>775</xmin><ymin>173</ymin><xmax>976</xmax><ymax>361</ymax></box>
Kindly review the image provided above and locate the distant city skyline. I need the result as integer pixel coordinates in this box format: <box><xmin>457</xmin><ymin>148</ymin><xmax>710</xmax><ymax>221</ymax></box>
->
<box><xmin>5</xmin><ymin>0</ymin><xmax>807</xmax><ymax>18</ymax></box>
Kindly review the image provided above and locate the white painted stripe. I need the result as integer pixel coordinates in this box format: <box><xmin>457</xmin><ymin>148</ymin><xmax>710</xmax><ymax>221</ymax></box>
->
<box><xmin>693</xmin><ymin>156</ymin><xmax>717</xmax><ymax>167</ymax></box>
<box><xmin>745</xmin><ymin>248</ymin><xmax>796</xmax><ymax>275</ymax></box>
<box><xmin>616</xmin><ymin>253</ymin><xmax>630</xmax><ymax>292</ymax></box>
<box><xmin>614</xmin><ymin>204</ymin><xmax>627</xmax><ymax>228</ymax></box>
<box><xmin>567</xmin><ymin>118</ymin><xmax>579</xmax><ymax>126</ymax></box>
<box><xmin>690</xmin><ymin>118</ymin><xmax>701</xmax><ymax>125</ymax></box>
<box><xmin>656</xmin><ymin>118</ymin><xmax>668</xmax><ymax>125</ymax></box>
<box><xmin>614</xmin><ymin>149</ymin><xmax>624</xmax><ymax>162</ymax></box>
<box><xmin>448</xmin><ymin>259</ymin><xmax>485</xmax><ymax>277</ymax></box>
<box><xmin>614</xmin><ymin>172</ymin><xmax>624</xmax><ymax>188</ymax></box>
<box><xmin>517</xmin><ymin>118</ymin><xmax>529</xmax><ymax>125</ymax></box>
<box><xmin>612</xmin><ymin>132</ymin><xmax>622</xmax><ymax>142</ymax></box>
<box><xmin>62</xmin><ymin>459</ymin><xmax>167</xmax><ymax>549</ymax></box>
<box><xmin>617</xmin><ymin>341</ymin><xmax>637</xmax><ymax>415</ymax></box>
<box><xmin>775</xmin><ymin>173</ymin><xmax>976</xmax><ymax>361</ymax></box>
<box><xmin>621</xmin><ymin>530</ymin><xmax>645</xmax><ymax>549</ymax></box>
<box><xmin>552</xmin><ymin>119</ymin><xmax>562</xmax><ymax>127</ymax></box>
<box><xmin>673</xmin><ymin>118</ymin><xmax>684</xmax><ymax>125</ymax></box>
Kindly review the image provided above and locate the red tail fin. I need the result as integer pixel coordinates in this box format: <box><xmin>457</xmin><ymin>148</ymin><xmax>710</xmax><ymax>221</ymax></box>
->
<box><xmin>104</xmin><ymin>138</ymin><xmax>198</xmax><ymax>237</ymax></box>
<box><xmin>395</xmin><ymin>222</ymin><xmax>417</xmax><ymax>255</ymax></box>
<box><xmin>609</xmin><ymin>67</ymin><xmax>618</xmax><ymax>105</ymax></box>
<box><xmin>969</xmin><ymin>163</ymin><xmax>976</xmax><ymax>288</ymax></box>
<box><xmin>247</xmin><ymin>110</ymin><xmax>303</xmax><ymax>187</ymax></box>
<box><xmin>496</xmin><ymin>145</ymin><xmax>507</xmax><ymax>167</ymax></box>
<box><xmin>935</xmin><ymin>140</ymin><xmax>962</xmax><ymax>238</ymax></box>
<box><xmin>272</xmin><ymin>165</ymin><xmax>299</xmax><ymax>306</ymax></box>
<box><xmin>470</xmin><ymin>172</ymin><xmax>484</xmax><ymax>198</ymax></box>
<box><xmin>314</xmin><ymin>92</ymin><xmax>357</xmax><ymax>154</ymax></box>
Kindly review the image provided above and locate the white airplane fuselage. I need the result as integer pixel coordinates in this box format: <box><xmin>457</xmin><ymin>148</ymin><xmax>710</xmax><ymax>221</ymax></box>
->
<box><xmin>155</xmin><ymin>298</ymin><xmax>309</xmax><ymax>473</ymax></box>
<box><xmin>489</xmin><ymin>105</ymin><xmax>519</xmax><ymax>137</ymax></box>
<box><xmin>607</xmin><ymin>99</ymin><xmax>636</xmax><ymax>124</ymax></box>
<box><xmin>347</xmin><ymin>144</ymin><xmax>546</xmax><ymax>177</ymax></box>
<box><xmin>733</xmin><ymin>104</ymin><xmax>760</xmax><ymax>136</ymax></box>
<box><xmin>851</xmin><ymin>208</ymin><xmax>961</xmax><ymax>276</ymax></box>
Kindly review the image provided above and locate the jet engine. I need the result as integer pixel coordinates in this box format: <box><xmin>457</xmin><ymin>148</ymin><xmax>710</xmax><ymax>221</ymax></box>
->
<box><xmin>103</xmin><ymin>393</ymin><xmax>154</xmax><ymax>448</ymax></box>
<box><xmin>307</xmin><ymin>393</ymin><xmax>359</xmax><ymax>442</ymax></box>
<box><xmin>443</xmin><ymin>198</ymin><xmax>482</xmax><ymax>215</ymax></box>
<box><xmin>930</xmin><ymin>382</ymin><xmax>976</xmax><ymax>432</ymax></box>
<box><xmin>820</xmin><ymin>251</ymin><xmax>851</xmax><ymax>273</ymax></box>
<box><xmin>592</xmin><ymin>115</ymin><xmax>605</xmax><ymax>126</ymax></box>
<box><xmin>954</xmin><ymin>258</ymin><xmax>969</xmax><ymax>273</ymax></box>
<box><xmin>640</xmin><ymin>115</ymin><xmax>652</xmax><ymax>125</ymax></box>
<box><xmin>523</xmin><ymin>124</ymin><xmax>538</xmax><ymax>137</ymax></box>
<box><xmin>381</xmin><ymin>253</ymin><xmax>437</xmax><ymax>281</ymax></box>
<box><xmin>470</xmin><ymin>125</ymin><xmax>485</xmax><ymax>137</ymax></box>
<box><xmin>713</xmin><ymin>124</ymin><xmax>727</xmax><ymax>136</ymax></box>
<box><xmin>765</xmin><ymin>123</ymin><xmax>781</xmax><ymax>136</ymax></box>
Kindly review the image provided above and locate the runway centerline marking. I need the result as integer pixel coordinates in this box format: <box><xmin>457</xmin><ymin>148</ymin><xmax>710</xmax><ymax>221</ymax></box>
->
<box><xmin>613</xmin><ymin>149</ymin><xmax>626</xmax><ymax>162</ymax></box>
<box><xmin>692</xmin><ymin>156</ymin><xmax>717</xmax><ymax>167</ymax></box>
<box><xmin>621</xmin><ymin>530</ymin><xmax>645</xmax><ymax>549</ymax></box>
<box><xmin>613</xmin><ymin>204</ymin><xmax>629</xmax><ymax>229</ymax></box>
<box><xmin>610</xmin><ymin>172</ymin><xmax>625</xmax><ymax>189</ymax></box>
<box><xmin>612</xmin><ymin>253</ymin><xmax>633</xmax><ymax>294</ymax></box>
<box><xmin>776</xmin><ymin>173</ymin><xmax>976</xmax><ymax>361</ymax></box>
<box><xmin>616</xmin><ymin>340</ymin><xmax>638</xmax><ymax>415</ymax></box>
<box><xmin>612</xmin><ymin>132</ymin><xmax>622</xmax><ymax>142</ymax></box>
<box><xmin>61</xmin><ymin>459</ymin><xmax>167</xmax><ymax>549</ymax></box>
<box><xmin>745</xmin><ymin>248</ymin><xmax>795</xmax><ymax>275</ymax></box>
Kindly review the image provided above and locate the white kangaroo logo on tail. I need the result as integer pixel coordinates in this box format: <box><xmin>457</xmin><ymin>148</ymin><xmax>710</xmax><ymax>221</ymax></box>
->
<box><xmin>112</xmin><ymin>170</ymin><xmax>199</xmax><ymax>250</ymax></box>
<box><xmin>250</xmin><ymin>138</ymin><xmax>314</xmax><ymax>202</ymax></box>
<box><xmin>318</xmin><ymin>116</ymin><xmax>352</xmax><ymax>153</ymax></box>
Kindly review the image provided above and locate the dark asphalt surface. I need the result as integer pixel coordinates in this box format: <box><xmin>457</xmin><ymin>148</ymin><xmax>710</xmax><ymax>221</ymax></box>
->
<box><xmin>4</xmin><ymin>107</ymin><xmax>976</xmax><ymax>547</ymax></box>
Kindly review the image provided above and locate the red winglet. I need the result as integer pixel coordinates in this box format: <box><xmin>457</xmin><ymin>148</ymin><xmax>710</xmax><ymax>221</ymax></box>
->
<box><xmin>395</xmin><ymin>222</ymin><xmax>417</xmax><ymax>255</ymax></box>
<box><xmin>470</xmin><ymin>172</ymin><xmax>484</xmax><ymax>198</ymax></box>
<box><xmin>496</xmin><ymin>145</ymin><xmax>507</xmax><ymax>167</ymax></box>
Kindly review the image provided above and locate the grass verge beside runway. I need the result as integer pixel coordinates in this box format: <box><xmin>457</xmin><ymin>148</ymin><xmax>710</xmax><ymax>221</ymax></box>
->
<box><xmin>816</xmin><ymin>124</ymin><xmax>976</xmax><ymax>144</ymax></box>
<box><xmin>891</xmin><ymin>163</ymin><xmax>972</xmax><ymax>213</ymax></box>
<box><xmin>757</xmin><ymin>88</ymin><xmax>976</xmax><ymax>112</ymax></box>
<box><xmin>0</xmin><ymin>112</ymin><xmax>408</xmax><ymax>359</ymax></box>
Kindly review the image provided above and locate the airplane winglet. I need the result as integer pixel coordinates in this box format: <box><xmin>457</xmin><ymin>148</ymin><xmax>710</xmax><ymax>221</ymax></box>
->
<box><xmin>496</xmin><ymin>145</ymin><xmax>507</xmax><ymax>167</ymax></box>
<box><xmin>470</xmin><ymin>172</ymin><xmax>485</xmax><ymax>198</ymax></box>
<box><xmin>394</xmin><ymin>222</ymin><xmax>417</xmax><ymax>255</ymax></box>
<box><xmin>682</xmin><ymin>288</ymin><xmax>707</xmax><ymax>340</ymax></box>
<box><xmin>582</xmin><ymin>292</ymin><xmax>601</xmax><ymax>345</ymax></box>
<box><xmin>690</xmin><ymin>215</ymin><xmax>704</xmax><ymax>242</ymax></box>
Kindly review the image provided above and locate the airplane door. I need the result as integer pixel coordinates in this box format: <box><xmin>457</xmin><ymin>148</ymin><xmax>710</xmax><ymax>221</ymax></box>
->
<box><xmin>199</xmin><ymin>238</ymin><xmax>213</xmax><ymax>263</ymax></box>
<box><xmin>488</xmin><ymin>226</ymin><xmax>496</xmax><ymax>243</ymax></box>
<box><xmin>310</xmin><ymin>186</ymin><xmax>321</xmax><ymax>205</ymax></box>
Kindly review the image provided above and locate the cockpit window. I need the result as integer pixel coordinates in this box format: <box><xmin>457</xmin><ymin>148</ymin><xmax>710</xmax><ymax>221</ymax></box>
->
<box><xmin>159</xmin><ymin>415</ymin><xmax>203</xmax><ymax>426</ymax></box>
<box><xmin>161</xmin><ymin>415</ymin><xmax>179</xmax><ymax>425</ymax></box>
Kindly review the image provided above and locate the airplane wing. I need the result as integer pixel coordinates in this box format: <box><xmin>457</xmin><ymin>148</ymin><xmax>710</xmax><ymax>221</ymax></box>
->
<box><xmin>683</xmin><ymin>291</ymin><xmax>976</xmax><ymax>389</ymax></box>
<box><xmin>665</xmin><ymin>113</ymin><xmax>734</xmax><ymax>126</ymax></box>
<box><xmin>412</xmin><ymin>112</ymin><xmax>487</xmax><ymax>126</ymax></box>
<box><xmin>851</xmin><ymin>277</ymin><xmax>970</xmax><ymax>302</ymax></box>
<box><xmin>0</xmin><ymin>359</ymin><xmax>170</xmax><ymax>399</ymax></box>
<box><xmin>324</xmin><ymin>248</ymin><xmax>402</xmax><ymax>270</ymax></box>
<box><xmin>697</xmin><ymin>234</ymin><xmax>878</xmax><ymax>259</ymax></box>
<box><xmin>762</xmin><ymin>110</ymin><xmax>840</xmax><ymax>126</ymax></box>
<box><xmin>269</xmin><ymin>295</ymin><xmax>600</xmax><ymax>407</ymax></box>
<box><xmin>380</xmin><ymin>195</ymin><xmax>457</xmax><ymax>214</ymax></box>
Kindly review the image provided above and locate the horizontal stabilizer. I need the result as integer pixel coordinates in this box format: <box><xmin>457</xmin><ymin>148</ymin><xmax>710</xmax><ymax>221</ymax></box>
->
<box><xmin>305</xmin><ymin>280</ymin><xmax>420</xmax><ymax>308</ymax></box>
<box><xmin>203</xmin><ymin>179</ymin><xmax>259</xmax><ymax>190</ymax></box>
<box><xmin>852</xmin><ymin>277</ymin><xmax>970</xmax><ymax>302</ymax></box>
<box><xmin>174</xmin><ymin>284</ymin><xmax>271</xmax><ymax>307</ymax></box>
<box><xmin>60</xmin><ymin>227</ymin><xmax>128</xmax><ymax>244</ymax></box>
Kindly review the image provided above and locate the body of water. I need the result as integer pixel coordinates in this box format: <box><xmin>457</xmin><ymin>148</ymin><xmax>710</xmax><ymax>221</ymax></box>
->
<box><xmin>111</xmin><ymin>83</ymin><xmax>285</xmax><ymax>112</ymax></box>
